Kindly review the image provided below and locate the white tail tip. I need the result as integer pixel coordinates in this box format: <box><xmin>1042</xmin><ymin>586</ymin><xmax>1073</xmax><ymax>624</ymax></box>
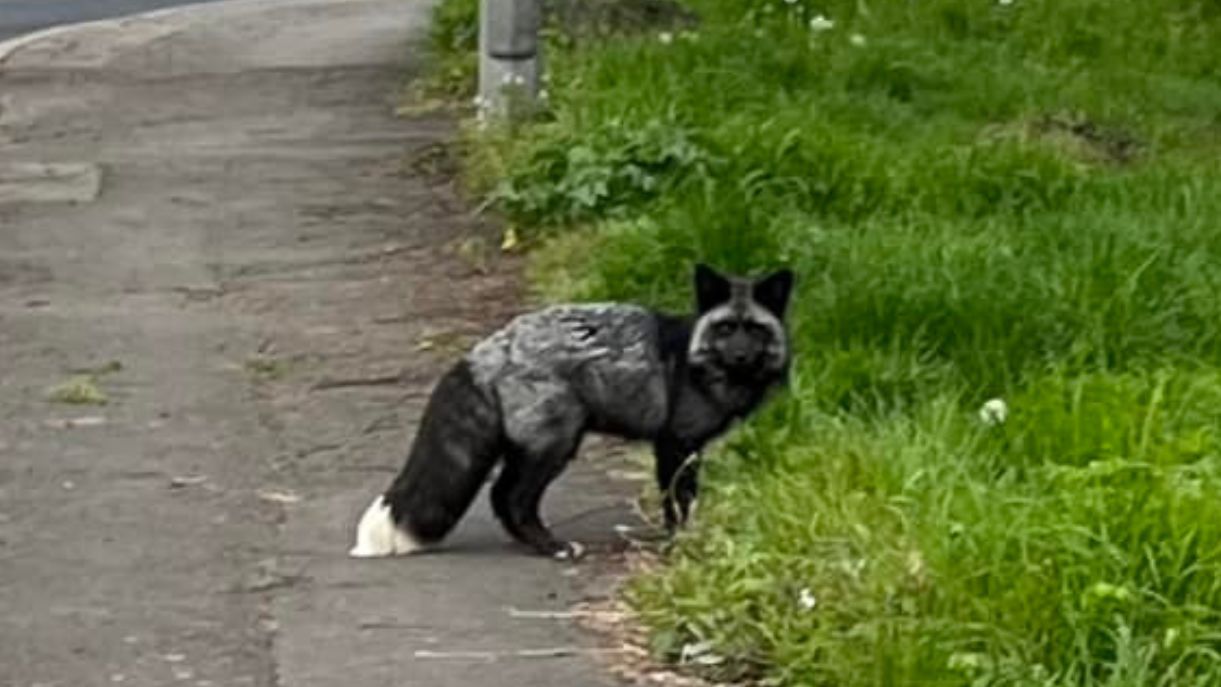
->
<box><xmin>349</xmin><ymin>495</ymin><xmax>423</xmax><ymax>558</ymax></box>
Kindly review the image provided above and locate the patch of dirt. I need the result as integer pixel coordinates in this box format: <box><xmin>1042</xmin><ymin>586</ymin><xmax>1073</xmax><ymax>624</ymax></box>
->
<box><xmin>407</xmin><ymin>139</ymin><xmax>464</xmax><ymax>180</ymax></box>
<box><xmin>982</xmin><ymin>112</ymin><xmax>1143</xmax><ymax>166</ymax></box>
<box><xmin>1033</xmin><ymin>113</ymin><xmax>1143</xmax><ymax>165</ymax></box>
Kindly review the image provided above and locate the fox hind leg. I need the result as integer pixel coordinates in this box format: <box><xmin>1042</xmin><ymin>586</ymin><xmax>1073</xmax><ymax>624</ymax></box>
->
<box><xmin>492</xmin><ymin>425</ymin><xmax>585</xmax><ymax>559</ymax></box>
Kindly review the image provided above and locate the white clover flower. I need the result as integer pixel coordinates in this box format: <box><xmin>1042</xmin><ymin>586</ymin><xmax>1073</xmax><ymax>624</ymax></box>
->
<box><xmin>998</xmin><ymin>0</ymin><xmax>1014</xmax><ymax>5</ymax></box>
<box><xmin>809</xmin><ymin>14</ymin><xmax>835</xmax><ymax>32</ymax></box>
<box><xmin>979</xmin><ymin>398</ymin><xmax>1008</xmax><ymax>426</ymax></box>
<box><xmin>798</xmin><ymin>587</ymin><xmax>818</xmax><ymax>610</ymax></box>
<box><xmin>849</xmin><ymin>32</ymin><xmax>867</xmax><ymax>46</ymax></box>
<box><xmin>658</xmin><ymin>31</ymin><xmax>674</xmax><ymax>44</ymax></box>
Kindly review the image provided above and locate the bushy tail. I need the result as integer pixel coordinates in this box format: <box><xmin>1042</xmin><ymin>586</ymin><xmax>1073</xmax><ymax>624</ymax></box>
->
<box><xmin>350</xmin><ymin>360</ymin><xmax>502</xmax><ymax>557</ymax></box>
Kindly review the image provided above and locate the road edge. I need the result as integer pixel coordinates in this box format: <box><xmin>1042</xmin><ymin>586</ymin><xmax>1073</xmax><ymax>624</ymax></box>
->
<box><xmin>0</xmin><ymin>0</ymin><xmax>331</xmax><ymax>65</ymax></box>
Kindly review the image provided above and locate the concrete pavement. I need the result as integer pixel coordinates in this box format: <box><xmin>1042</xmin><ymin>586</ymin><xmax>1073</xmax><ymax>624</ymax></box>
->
<box><xmin>0</xmin><ymin>2</ymin><xmax>638</xmax><ymax>685</ymax></box>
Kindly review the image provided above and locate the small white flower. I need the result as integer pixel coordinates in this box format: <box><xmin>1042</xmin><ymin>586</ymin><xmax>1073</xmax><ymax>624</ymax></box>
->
<box><xmin>539</xmin><ymin>88</ymin><xmax>550</xmax><ymax>101</ymax></box>
<box><xmin>979</xmin><ymin>398</ymin><xmax>1009</xmax><ymax>426</ymax></box>
<box><xmin>798</xmin><ymin>587</ymin><xmax>818</xmax><ymax>610</ymax></box>
<box><xmin>809</xmin><ymin>14</ymin><xmax>835</xmax><ymax>32</ymax></box>
<box><xmin>784</xmin><ymin>0</ymin><xmax>799</xmax><ymax>5</ymax></box>
<box><xmin>849</xmin><ymin>32</ymin><xmax>867</xmax><ymax>46</ymax></box>
<box><xmin>658</xmin><ymin>31</ymin><xmax>674</xmax><ymax>44</ymax></box>
<box><xmin>998</xmin><ymin>0</ymin><xmax>1014</xmax><ymax>5</ymax></box>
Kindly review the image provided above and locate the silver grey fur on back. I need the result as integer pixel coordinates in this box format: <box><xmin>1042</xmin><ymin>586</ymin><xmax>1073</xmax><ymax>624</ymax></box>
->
<box><xmin>466</xmin><ymin>304</ymin><xmax>671</xmax><ymax>453</ymax></box>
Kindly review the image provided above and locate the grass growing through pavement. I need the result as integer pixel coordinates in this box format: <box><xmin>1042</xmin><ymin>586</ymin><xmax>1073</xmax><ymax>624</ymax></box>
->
<box><xmin>433</xmin><ymin>0</ymin><xmax>1221</xmax><ymax>683</ymax></box>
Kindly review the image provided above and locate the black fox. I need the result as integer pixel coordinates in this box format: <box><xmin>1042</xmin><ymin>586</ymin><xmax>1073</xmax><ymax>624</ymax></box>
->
<box><xmin>350</xmin><ymin>264</ymin><xmax>794</xmax><ymax>559</ymax></box>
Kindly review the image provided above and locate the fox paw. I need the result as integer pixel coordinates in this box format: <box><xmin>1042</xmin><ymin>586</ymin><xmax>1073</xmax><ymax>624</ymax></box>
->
<box><xmin>553</xmin><ymin>541</ymin><xmax>586</xmax><ymax>561</ymax></box>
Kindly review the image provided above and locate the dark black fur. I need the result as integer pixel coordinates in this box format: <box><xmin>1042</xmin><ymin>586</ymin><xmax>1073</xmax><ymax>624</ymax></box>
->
<box><xmin>382</xmin><ymin>361</ymin><xmax>503</xmax><ymax>543</ymax></box>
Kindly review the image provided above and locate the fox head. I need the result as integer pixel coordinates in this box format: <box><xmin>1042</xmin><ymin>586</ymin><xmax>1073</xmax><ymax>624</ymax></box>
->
<box><xmin>688</xmin><ymin>263</ymin><xmax>794</xmax><ymax>376</ymax></box>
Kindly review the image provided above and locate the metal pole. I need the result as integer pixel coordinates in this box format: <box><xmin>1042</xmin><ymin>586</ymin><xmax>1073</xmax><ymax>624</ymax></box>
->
<box><xmin>477</xmin><ymin>0</ymin><xmax>543</xmax><ymax>121</ymax></box>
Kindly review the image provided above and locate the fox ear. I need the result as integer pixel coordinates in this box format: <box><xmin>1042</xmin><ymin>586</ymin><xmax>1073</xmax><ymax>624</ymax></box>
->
<box><xmin>694</xmin><ymin>263</ymin><xmax>732</xmax><ymax>313</ymax></box>
<box><xmin>753</xmin><ymin>268</ymin><xmax>794</xmax><ymax>319</ymax></box>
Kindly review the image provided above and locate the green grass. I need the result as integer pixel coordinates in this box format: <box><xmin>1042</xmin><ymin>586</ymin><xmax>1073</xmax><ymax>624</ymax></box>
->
<box><xmin>430</xmin><ymin>0</ymin><xmax>1221</xmax><ymax>684</ymax></box>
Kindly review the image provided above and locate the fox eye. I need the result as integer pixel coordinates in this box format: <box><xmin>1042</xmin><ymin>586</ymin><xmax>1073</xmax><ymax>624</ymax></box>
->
<box><xmin>744</xmin><ymin>322</ymin><xmax>770</xmax><ymax>340</ymax></box>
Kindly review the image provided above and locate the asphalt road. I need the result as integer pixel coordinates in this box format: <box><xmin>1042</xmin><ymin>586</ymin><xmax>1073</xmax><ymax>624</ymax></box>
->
<box><xmin>0</xmin><ymin>1</ymin><xmax>635</xmax><ymax>685</ymax></box>
<box><xmin>0</xmin><ymin>0</ymin><xmax>222</xmax><ymax>41</ymax></box>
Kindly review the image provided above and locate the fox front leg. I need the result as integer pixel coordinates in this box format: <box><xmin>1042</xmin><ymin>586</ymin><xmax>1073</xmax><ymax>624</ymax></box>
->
<box><xmin>654</xmin><ymin>437</ymin><xmax>702</xmax><ymax>531</ymax></box>
<box><xmin>673</xmin><ymin>453</ymin><xmax>701</xmax><ymax>527</ymax></box>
